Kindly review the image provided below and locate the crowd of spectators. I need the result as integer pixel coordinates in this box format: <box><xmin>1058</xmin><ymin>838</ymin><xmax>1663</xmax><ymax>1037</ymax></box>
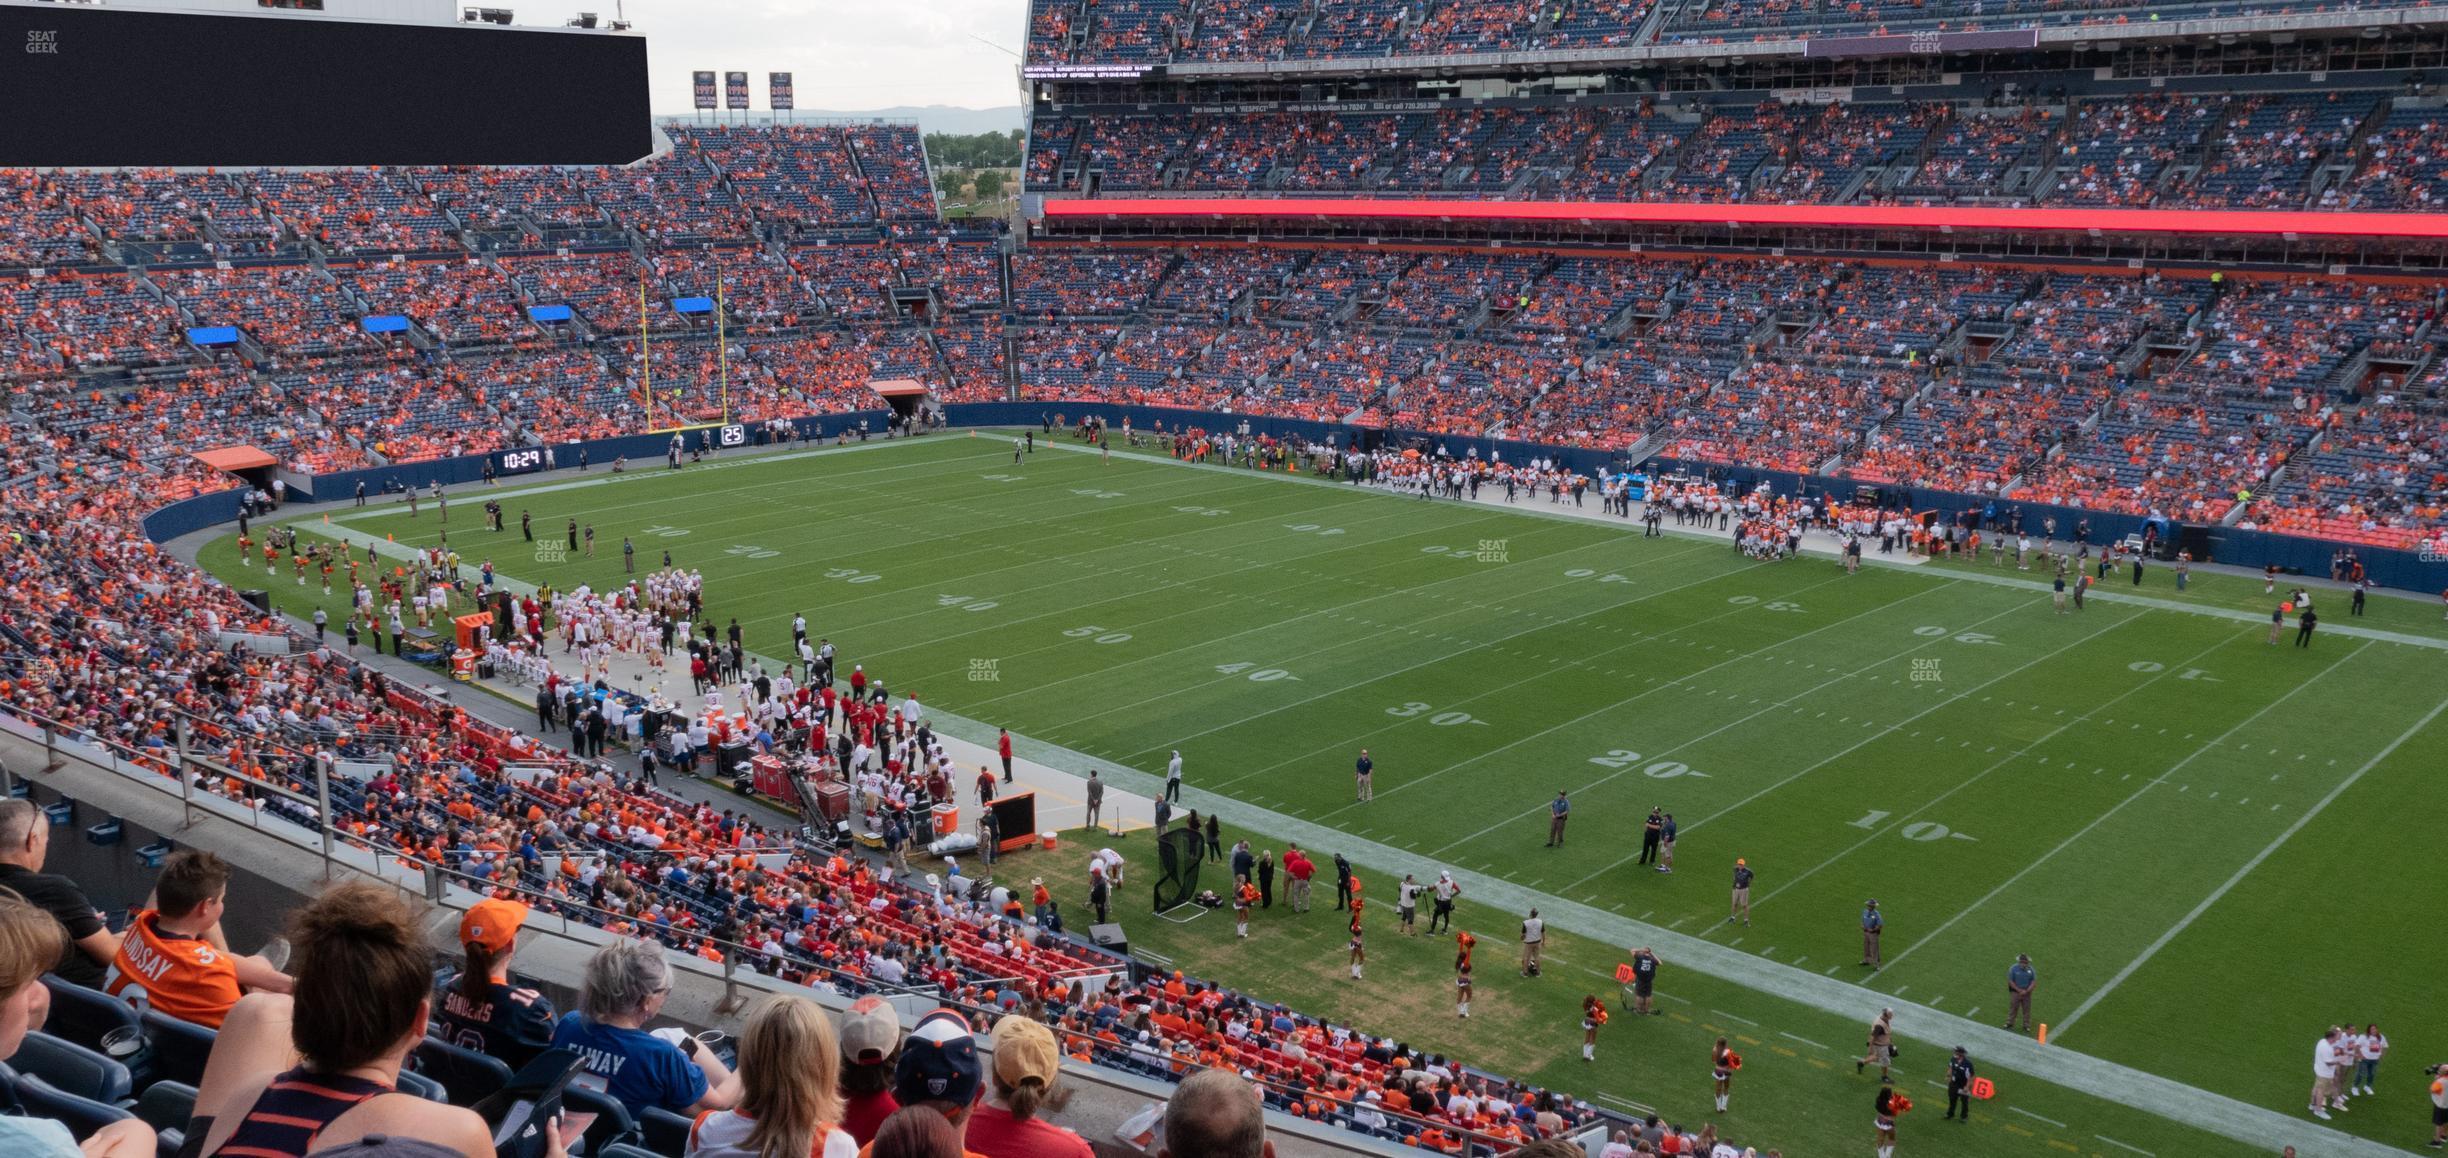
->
<box><xmin>1028</xmin><ymin>91</ymin><xmax>2433</xmax><ymax>212</ymax></box>
<box><xmin>1027</xmin><ymin>0</ymin><xmax>1672</xmax><ymax>65</ymax></box>
<box><xmin>3</xmin><ymin>155</ymin><xmax>2447</xmax><ymax>548</ymax></box>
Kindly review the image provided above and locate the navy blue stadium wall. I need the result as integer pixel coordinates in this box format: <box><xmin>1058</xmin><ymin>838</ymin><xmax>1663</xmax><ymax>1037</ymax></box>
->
<box><xmin>0</xmin><ymin>5</ymin><xmax>650</xmax><ymax>167</ymax></box>
<box><xmin>138</xmin><ymin>412</ymin><xmax>895</xmax><ymax>544</ymax></box>
<box><xmin>138</xmin><ymin>404</ymin><xmax>2448</xmax><ymax>592</ymax></box>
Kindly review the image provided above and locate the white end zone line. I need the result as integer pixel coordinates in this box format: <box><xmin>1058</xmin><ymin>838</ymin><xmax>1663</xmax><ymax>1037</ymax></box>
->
<box><xmin>2055</xmin><ymin>687</ymin><xmax>2448</xmax><ymax>1038</ymax></box>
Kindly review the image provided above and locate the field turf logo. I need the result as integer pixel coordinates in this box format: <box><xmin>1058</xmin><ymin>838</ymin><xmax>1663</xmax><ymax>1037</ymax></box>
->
<box><xmin>1910</xmin><ymin>658</ymin><xmax>1942</xmax><ymax>683</ymax></box>
<box><xmin>26</xmin><ymin>30</ymin><xmax>60</xmax><ymax>54</ymax></box>
<box><xmin>969</xmin><ymin>658</ymin><xmax>1000</xmax><ymax>682</ymax></box>
<box><xmin>533</xmin><ymin>541</ymin><xmax>568</xmax><ymax>564</ymax></box>
<box><xmin>1475</xmin><ymin>538</ymin><xmax>1509</xmax><ymax>563</ymax></box>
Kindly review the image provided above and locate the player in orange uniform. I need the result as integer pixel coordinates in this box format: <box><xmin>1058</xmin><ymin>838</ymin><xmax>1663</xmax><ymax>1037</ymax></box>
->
<box><xmin>106</xmin><ymin>851</ymin><xmax>291</xmax><ymax>1028</ymax></box>
<box><xmin>1712</xmin><ymin>1037</ymin><xmax>1739</xmax><ymax>1113</ymax></box>
<box><xmin>1454</xmin><ymin>932</ymin><xmax>1476</xmax><ymax>1019</ymax></box>
<box><xmin>1581</xmin><ymin>995</ymin><xmax>1608</xmax><ymax>1062</ymax></box>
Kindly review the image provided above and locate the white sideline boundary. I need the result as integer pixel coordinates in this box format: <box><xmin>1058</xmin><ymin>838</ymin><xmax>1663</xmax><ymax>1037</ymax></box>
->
<box><xmin>271</xmin><ymin>431</ymin><xmax>2415</xmax><ymax>1157</ymax></box>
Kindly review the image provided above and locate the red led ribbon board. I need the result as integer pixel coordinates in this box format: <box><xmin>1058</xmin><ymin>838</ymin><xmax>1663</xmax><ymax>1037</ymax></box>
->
<box><xmin>1040</xmin><ymin>198</ymin><xmax>2448</xmax><ymax>241</ymax></box>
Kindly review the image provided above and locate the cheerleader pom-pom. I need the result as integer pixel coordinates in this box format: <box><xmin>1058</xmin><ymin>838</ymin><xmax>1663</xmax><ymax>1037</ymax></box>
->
<box><xmin>1893</xmin><ymin>1095</ymin><xmax>1914</xmax><ymax>1115</ymax></box>
<box><xmin>1728</xmin><ymin>1052</ymin><xmax>1743</xmax><ymax>1070</ymax></box>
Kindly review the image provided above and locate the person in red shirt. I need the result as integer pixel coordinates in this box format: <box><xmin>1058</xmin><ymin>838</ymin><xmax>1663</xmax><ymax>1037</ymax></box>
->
<box><xmin>998</xmin><ymin>728</ymin><xmax>1013</xmax><ymax>784</ymax></box>
<box><xmin>836</xmin><ymin>996</ymin><xmax>903</xmax><ymax>1146</ymax></box>
<box><xmin>1283</xmin><ymin>845</ymin><xmax>1314</xmax><ymax>913</ymax></box>
<box><xmin>967</xmin><ymin>1018</ymin><xmax>1092</xmax><ymax>1158</ymax></box>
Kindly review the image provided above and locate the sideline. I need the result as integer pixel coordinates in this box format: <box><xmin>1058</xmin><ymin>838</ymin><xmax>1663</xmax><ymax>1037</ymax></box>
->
<box><xmin>1026</xmin><ymin>436</ymin><xmax>2448</xmax><ymax>652</ymax></box>
<box><xmin>208</xmin><ymin>432</ymin><xmax>2401</xmax><ymax>1157</ymax></box>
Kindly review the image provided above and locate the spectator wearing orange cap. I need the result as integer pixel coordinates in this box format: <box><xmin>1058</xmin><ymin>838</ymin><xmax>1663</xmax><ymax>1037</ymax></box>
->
<box><xmin>434</xmin><ymin>897</ymin><xmax>555</xmax><ymax>1066</ymax></box>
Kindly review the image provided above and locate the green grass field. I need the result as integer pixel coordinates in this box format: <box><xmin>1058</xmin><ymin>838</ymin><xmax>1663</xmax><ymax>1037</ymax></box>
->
<box><xmin>200</xmin><ymin>433</ymin><xmax>2448</xmax><ymax>1158</ymax></box>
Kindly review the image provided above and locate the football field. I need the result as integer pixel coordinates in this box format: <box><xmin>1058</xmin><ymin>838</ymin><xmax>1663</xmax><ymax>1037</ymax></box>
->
<box><xmin>205</xmin><ymin>433</ymin><xmax>2448</xmax><ymax>1157</ymax></box>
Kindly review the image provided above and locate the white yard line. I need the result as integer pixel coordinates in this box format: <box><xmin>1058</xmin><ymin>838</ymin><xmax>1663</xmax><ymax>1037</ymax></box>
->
<box><xmin>2055</xmin><ymin>687</ymin><xmax>2448</xmax><ymax>1038</ymax></box>
<box><xmin>1746</xmin><ymin>626</ymin><xmax>2235</xmax><ymax>910</ymax></box>
<box><xmin>1206</xmin><ymin>568</ymin><xmax>1855</xmax><ymax>797</ymax></box>
<box><xmin>1375</xmin><ymin>578</ymin><xmax>1967</xmax><ymax>834</ymax></box>
<box><xmin>1879</xmin><ymin>640</ymin><xmax>2369</xmax><ymax>972</ymax></box>
<box><xmin>1677</xmin><ymin>605</ymin><xmax>2145</xmax><ymax>842</ymax></box>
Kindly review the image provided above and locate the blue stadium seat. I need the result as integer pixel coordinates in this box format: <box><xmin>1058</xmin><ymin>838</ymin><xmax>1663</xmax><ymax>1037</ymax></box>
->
<box><xmin>135</xmin><ymin>1080</ymin><xmax>196</xmax><ymax>1158</ymax></box>
<box><xmin>8</xmin><ymin>1030</ymin><xmax>133</xmax><ymax>1105</ymax></box>
<box><xmin>393</xmin><ymin>1066</ymin><xmax>448</xmax><ymax>1103</ymax></box>
<box><xmin>561</xmin><ymin>1083</ymin><xmax>640</xmax><ymax>1155</ymax></box>
<box><xmin>38</xmin><ymin>977</ymin><xmax>146</xmax><ymax>1065</ymax></box>
<box><xmin>11</xmin><ymin>1071</ymin><xmax>138</xmax><ymax>1137</ymax></box>
<box><xmin>638</xmin><ymin>1104</ymin><xmax>693</xmax><ymax>1155</ymax></box>
<box><xmin>136</xmin><ymin>1009</ymin><xmax>216</xmax><ymax>1090</ymax></box>
<box><xmin>413</xmin><ymin>1035</ymin><xmax>515</xmax><ymax>1107</ymax></box>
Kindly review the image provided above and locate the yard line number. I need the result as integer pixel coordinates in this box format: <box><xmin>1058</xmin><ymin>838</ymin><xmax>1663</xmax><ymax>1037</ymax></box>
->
<box><xmin>1215</xmin><ymin>663</ymin><xmax>1300</xmax><ymax>682</ymax></box>
<box><xmin>1064</xmin><ymin>625</ymin><xmax>1133</xmax><ymax>644</ymax></box>
<box><xmin>1849</xmin><ymin>810</ymin><xmax>1979</xmax><ymax>842</ymax></box>
<box><xmin>1587</xmin><ymin>749</ymin><xmax>1712</xmax><ymax>779</ymax></box>
<box><xmin>1388</xmin><ymin>702</ymin><xmax>1489</xmax><ymax>727</ymax></box>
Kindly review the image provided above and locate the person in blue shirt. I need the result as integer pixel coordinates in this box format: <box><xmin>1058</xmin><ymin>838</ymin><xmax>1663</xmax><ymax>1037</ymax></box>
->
<box><xmin>550</xmin><ymin>938</ymin><xmax>739</xmax><ymax>1115</ymax></box>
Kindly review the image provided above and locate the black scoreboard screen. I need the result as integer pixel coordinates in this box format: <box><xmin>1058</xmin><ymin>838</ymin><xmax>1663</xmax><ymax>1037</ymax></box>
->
<box><xmin>0</xmin><ymin>5</ymin><xmax>650</xmax><ymax>167</ymax></box>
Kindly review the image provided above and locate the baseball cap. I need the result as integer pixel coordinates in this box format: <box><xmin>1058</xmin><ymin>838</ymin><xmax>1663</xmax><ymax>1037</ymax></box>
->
<box><xmin>990</xmin><ymin>1016</ymin><xmax>1061</xmax><ymax>1090</ymax></box>
<box><xmin>841</xmin><ymin>994</ymin><xmax>902</xmax><ymax>1066</ymax></box>
<box><xmin>459</xmin><ymin>898</ymin><xmax>529</xmax><ymax>953</ymax></box>
<box><xmin>1735</xmin><ymin>858</ymin><xmax>1746</xmax><ymax>867</ymax></box>
<box><xmin>895</xmin><ymin>1009</ymin><xmax>983</xmax><ymax>1107</ymax></box>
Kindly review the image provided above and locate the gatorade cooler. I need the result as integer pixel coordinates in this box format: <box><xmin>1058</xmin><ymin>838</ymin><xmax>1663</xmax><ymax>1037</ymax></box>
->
<box><xmin>931</xmin><ymin>802</ymin><xmax>958</xmax><ymax>837</ymax></box>
<box><xmin>1040</xmin><ymin>831</ymin><xmax>1058</xmax><ymax>851</ymax></box>
<box><xmin>450</xmin><ymin>648</ymin><xmax>476</xmax><ymax>681</ymax></box>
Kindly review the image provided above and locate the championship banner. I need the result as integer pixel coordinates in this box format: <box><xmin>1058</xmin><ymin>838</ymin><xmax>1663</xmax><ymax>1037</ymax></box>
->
<box><xmin>769</xmin><ymin>72</ymin><xmax>794</xmax><ymax>111</ymax></box>
<box><xmin>724</xmin><ymin>71</ymin><xmax>750</xmax><ymax>111</ymax></box>
<box><xmin>692</xmin><ymin>71</ymin><xmax>716</xmax><ymax>110</ymax></box>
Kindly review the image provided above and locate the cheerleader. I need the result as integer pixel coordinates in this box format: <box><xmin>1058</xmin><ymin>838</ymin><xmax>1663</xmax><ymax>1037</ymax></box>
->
<box><xmin>1347</xmin><ymin>927</ymin><xmax>1365</xmax><ymax>980</ymax></box>
<box><xmin>1580</xmin><ymin>995</ymin><xmax>1608</xmax><ymax>1062</ymax></box>
<box><xmin>1873</xmin><ymin>1075</ymin><xmax>1908</xmax><ymax>1158</ymax></box>
<box><xmin>1454</xmin><ymin>932</ymin><xmax>1476</xmax><ymax>1018</ymax></box>
<box><xmin>1711</xmin><ymin>1036</ymin><xmax>1739</xmax><ymax>1113</ymax></box>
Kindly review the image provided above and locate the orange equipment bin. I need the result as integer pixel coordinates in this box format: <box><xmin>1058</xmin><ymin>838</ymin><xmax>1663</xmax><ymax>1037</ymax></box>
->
<box><xmin>452</xmin><ymin>612</ymin><xmax>493</xmax><ymax>652</ymax></box>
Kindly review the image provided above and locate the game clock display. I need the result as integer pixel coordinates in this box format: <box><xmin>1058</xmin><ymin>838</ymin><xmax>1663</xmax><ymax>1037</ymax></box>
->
<box><xmin>497</xmin><ymin>448</ymin><xmax>548</xmax><ymax>475</ymax></box>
